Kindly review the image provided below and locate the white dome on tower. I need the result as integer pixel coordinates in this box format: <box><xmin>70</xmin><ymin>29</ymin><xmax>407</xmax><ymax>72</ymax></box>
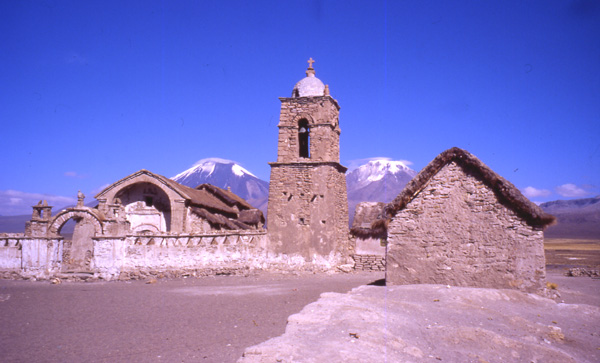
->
<box><xmin>292</xmin><ymin>58</ymin><xmax>327</xmax><ymax>97</ymax></box>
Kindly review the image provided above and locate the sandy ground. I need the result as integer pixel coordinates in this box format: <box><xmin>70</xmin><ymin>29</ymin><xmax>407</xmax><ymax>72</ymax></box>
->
<box><xmin>0</xmin><ymin>270</ymin><xmax>598</xmax><ymax>363</ymax></box>
<box><xmin>240</xmin><ymin>270</ymin><xmax>600</xmax><ymax>363</ymax></box>
<box><xmin>0</xmin><ymin>272</ymin><xmax>381</xmax><ymax>363</ymax></box>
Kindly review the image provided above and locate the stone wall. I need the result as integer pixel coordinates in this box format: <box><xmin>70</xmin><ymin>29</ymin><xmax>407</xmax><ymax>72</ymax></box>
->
<box><xmin>353</xmin><ymin>236</ymin><xmax>386</xmax><ymax>271</ymax></box>
<box><xmin>1</xmin><ymin>229</ymin><xmax>349</xmax><ymax>280</ymax></box>
<box><xmin>93</xmin><ymin>231</ymin><xmax>269</xmax><ymax>280</ymax></box>
<box><xmin>386</xmin><ymin>162</ymin><xmax>546</xmax><ymax>293</ymax></box>
<box><xmin>0</xmin><ymin>235</ymin><xmax>62</xmax><ymax>279</ymax></box>
<box><xmin>352</xmin><ymin>254</ymin><xmax>385</xmax><ymax>271</ymax></box>
<box><xmin>267</xmin><ymin>163</ymin><xmax>349</xmax><ymax>265</ymax></box>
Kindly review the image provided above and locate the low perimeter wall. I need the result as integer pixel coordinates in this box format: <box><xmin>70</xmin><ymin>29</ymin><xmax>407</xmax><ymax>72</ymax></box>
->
<box><xmin>0</xmin><ymin>236</ymin><xmax>62</xmax><ymax>279</ymax></box>
<box><xmin>1</xmin><ymin>231</ymin><xmax>345</xmax><ymax>280</ymax></box>
<box><xmin>94</xmin><ymin>231</ymin><xmax>270</xmax><ymax>279</ymax></box>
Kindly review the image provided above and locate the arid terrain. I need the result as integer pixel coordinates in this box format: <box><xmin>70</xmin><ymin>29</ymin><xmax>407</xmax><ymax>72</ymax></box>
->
<box><xmin>545</xmin><ymin>237</ymin><xmax>600</xmax><ymax>268</ymax></box>
<box><xmin>0</xmin><ymin>239</ymin><xmax>598</xmax><ymax>363</ymax></box>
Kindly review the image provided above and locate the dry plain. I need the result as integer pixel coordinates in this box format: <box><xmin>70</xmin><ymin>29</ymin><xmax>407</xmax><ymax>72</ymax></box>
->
<box><xmin>0</xmin><ymin>238</ymin><xmax>598</xmax><ymax>363</ymax></box>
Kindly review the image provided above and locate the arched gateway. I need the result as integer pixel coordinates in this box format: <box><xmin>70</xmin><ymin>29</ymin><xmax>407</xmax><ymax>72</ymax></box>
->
<box><xmin>49</xmin><ymin>209</ymin><xmax>104</xmax><ymax>272</ymax></box>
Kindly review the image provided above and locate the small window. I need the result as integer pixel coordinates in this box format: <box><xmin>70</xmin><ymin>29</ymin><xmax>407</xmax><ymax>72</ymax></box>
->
<box><xmin>298</xmin><ymin>119</ymin><xmax>310</xmax><ymax>158</ymax></box>
<box><xmin>145</xmin><ymin>196</ymin><xmax>153</xmax><ymax>207</ymax></box>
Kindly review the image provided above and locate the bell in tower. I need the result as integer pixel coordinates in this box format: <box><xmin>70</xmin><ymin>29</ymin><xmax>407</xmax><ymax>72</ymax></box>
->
<box><xmin>267</xmin><ymin>58</ymin><xmax>350</xmax><ymax>266</ymax></box>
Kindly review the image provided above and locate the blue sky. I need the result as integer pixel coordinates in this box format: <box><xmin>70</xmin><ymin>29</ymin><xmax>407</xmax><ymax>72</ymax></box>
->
<box><xmin>1</xmin><ymin>0</ymin><xmax>599</xmax><ymax>215</ymax></box>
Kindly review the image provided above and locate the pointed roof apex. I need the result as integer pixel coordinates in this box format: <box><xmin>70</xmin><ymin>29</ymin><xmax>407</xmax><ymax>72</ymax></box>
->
<box><xmin>384</xmin><ymin>147</ymin><xmax>556</xmax><ymax>228</ymax></box>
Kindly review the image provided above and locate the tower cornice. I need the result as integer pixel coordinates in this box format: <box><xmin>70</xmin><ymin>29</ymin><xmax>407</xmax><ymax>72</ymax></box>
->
<box><xmin>279</xmin><ymin>95</ymin><xmax>340</xmax><ymax>110</ymax></box>
<box><xmin>268</xmin><ymin>161</ymin><xmax>347</xmax><ymax>173</ymax></box>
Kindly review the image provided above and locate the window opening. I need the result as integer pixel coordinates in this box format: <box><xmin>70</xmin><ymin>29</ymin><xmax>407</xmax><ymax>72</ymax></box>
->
<box><xmin>298</xmin><ymin>119</ymin><xmax>310</xmax><ymax>158</ymax></box>
<box><xmin>145</xmin><ymin>196</ymin><xmax>153</xmax><ymax>207</ymax></box>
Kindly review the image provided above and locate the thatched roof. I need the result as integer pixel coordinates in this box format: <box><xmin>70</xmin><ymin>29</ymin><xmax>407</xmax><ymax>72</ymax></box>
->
<box><xmin>161</xmin><ymin>179</ymin><xmax>238</xmax><ymax>217</ymax></box>
<box><xmin>350</xmin><ymin>202</ymin><xmax>388</xmax><ymax>239</ymax></box>
<box><xmin>195</xmin><ymin>184</ymin><xmax>254</xmax><ymax>211</ymax></box>
<box><xmin>190</xmin><ymin>207</ymin><xmax>249</xmax><ymax>230</ymax></box>
<box><xmin>383</xmin><ymin>147</ymin><xmax>556</xmax><ymax>228</ymax></box>
<box><xmin>238</xmin><ymin>209</ymin><xmax>266</xmax><ymax>226</ymax></box>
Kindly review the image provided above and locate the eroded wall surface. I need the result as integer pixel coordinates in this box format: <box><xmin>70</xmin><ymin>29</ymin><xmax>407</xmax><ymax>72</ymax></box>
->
<box><xmin>386</xmin><ymin>162</ymin><xmax>546</xmax><ymax>292</ymax></box>
<box><xmin>267</xmin><ymin>164</ymin><xmax>349</xmax><ymax>265</ymax></box>
<box><xmin>0</xmin><ymin>236</ymin><xmax>62</xmax><ymax>279</ymax></box>
<box><xmin>93</xmin><ymin>231</ymin><xmax>269</xmax><ymax>279</ymax></box>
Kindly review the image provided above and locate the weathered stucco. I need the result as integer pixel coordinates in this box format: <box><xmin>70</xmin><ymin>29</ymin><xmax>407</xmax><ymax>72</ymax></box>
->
<box><xmin>92</xmin><ymin>231</ymin><xmax>269</xmax><ymax>280</ymax></box>
<box><xmin>386</xmin><ymin>162</ymin><xmax>546</xmax><ymax>293</ymax></box>
<box><xmin>0</xmin><ymin>236</ymin><xmax>62</xmax><ymax>279</ymax></box>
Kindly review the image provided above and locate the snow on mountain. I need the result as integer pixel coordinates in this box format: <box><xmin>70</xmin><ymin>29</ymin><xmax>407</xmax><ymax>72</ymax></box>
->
<box><xmin>171</xmin><ymin>158</ymin><xmax>269</xmax><ymax>213</ymax></box>
<box><xmin>346</xmin><ymin>159</ymin><xmax>418</xmax><ymax>225</ymax></box>
<box><xmin>351</xmin><ymin>159</ymin><xmax>415</xmax><ymax>187</ymax></box>
<box><xmin>232</xmin><ymin>163</ymin><xmax>256</xmax><ymax>178</ymax></box>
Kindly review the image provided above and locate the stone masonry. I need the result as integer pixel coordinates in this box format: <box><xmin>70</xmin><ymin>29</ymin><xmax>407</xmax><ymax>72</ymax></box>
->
<box><xmin>267</xmin><ymin>61</ymin><xmax>350</xmax><ymax>265</ymax></box>
<box><xmin>386</xmin><ymin>161</ymin><xmax>547</xmax><ymax>292</ymax></box>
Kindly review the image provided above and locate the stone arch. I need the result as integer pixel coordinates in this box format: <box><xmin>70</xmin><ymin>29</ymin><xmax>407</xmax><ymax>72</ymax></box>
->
<box><xmin>292</xmin><ymin>113</ymin><xmax>316</xmax><ymax>126</ymax></box>
<box><xmin>49</xmin><ymin>209</ymin><xmax>103</xmax><ymax>237</ymax></box>
<box><xmin>114</xmin><ymin>182</ymin><xmax>173</xmax><ymax>233</ymax></box>
<box><xmin>95</xmin><ymin>171</ymin><xmax>188</xmax><ymax>233</ymax></box>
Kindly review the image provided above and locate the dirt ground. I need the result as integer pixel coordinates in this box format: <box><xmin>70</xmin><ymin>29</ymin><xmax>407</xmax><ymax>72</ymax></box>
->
<box><xmin>0</xmin><ymin>272</ymin><xmax>382</xmax><ymax>363</ymax></box>
<box><xmin>239</xmin><ymin>274</ymin><xmax>600</xmax><ymax>363</ymax></box>
<box><xmin>0</xmin><ymin>269</ymin><xmax>597</xmax><ymax>363</ymax></box>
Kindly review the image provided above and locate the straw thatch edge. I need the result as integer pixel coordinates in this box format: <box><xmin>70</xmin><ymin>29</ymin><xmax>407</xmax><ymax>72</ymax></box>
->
<box><xmin>383</xmin><ymin>147</ymin><xmax>556</xmax><ymax>228</ymax></box>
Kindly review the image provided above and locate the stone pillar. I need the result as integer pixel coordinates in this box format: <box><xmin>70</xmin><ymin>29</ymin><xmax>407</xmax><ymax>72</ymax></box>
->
<box><xmin>25</xmin><ymin>200</ymin><xmax>53</xmax><ymax>237</ymax></box>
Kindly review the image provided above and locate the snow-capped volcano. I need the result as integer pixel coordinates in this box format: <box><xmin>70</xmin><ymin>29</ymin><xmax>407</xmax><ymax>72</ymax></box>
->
<box><xmin>349</xmin><ymin>159</ymin><xmax>416</xmax><ymax>188</ymax></box>
<box><xmin>346</xmin><ymin>159</ymin><xmax>418</xmax><ymax>224</ymax></box>
<box><xmin>172</xmin><ymin>158</ymin><xmax>269</xmax><ymax>212</ymax></box>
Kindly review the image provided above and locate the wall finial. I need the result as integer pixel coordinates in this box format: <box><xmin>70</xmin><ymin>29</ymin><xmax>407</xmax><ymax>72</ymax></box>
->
<box><xmin>77</xmin><ymin>190</ymin><xmax>85</xmax><ymax>207</ymax></box>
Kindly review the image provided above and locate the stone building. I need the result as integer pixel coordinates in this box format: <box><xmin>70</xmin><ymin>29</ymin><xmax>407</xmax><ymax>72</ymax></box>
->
<box><xmin>1</xmin><ymin>169</ymin><xmax>266</xmax><ymax>280</ymax></box>
<box><xmin>350</xmin><ymin>202</ymin><xmax>386</xmax><ymax>271</ymax></box>
<box><xmin>267</xmin><ymin>59</ymin><xmax>350</xmax><ymax>265</ymax></box>
<box><xmin>383</xmin><ymin>147</ymin><xmax>555</xmax><ymax>292</ymax></box>
<box><xmin>93</xmin><ymin>169</ymin><xmax>264</xmax><ymax>235</ymax></box>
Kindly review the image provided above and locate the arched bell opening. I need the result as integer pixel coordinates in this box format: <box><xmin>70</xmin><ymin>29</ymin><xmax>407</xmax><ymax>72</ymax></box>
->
<box><xmin>298</xmin><ymin>119</ymin><xmax>310</xmax><ymax>158</ymax></box>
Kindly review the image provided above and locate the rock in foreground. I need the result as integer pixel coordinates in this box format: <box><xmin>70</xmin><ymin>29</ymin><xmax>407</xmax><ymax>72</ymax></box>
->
<box><xmin>239</xmin><ymin>284</ymin><xmax>600</xmax><ymax>363</ymax></box>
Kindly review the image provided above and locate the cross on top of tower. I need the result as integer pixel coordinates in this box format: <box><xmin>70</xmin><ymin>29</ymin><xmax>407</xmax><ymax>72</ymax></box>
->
<box><xmin>307</xmin><ymin>57</ymin><xmax>315</xmax><ymax>69</ymax></box>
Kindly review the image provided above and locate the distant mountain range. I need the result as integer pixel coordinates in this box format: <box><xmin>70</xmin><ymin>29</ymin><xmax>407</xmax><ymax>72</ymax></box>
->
<box><xmin>173</xmin><ymin>158</ymin><xmax>417</xmax><ymax>225</ymax></box>
<box><xmin>540</xmin><ymin>196</ymin><xmax>600</xmax><ymax>239</ymax></box>
<box><xmin>2</xmin><ymin>158</ymin><xmax>598</xmax><ymax>240</ymax></box>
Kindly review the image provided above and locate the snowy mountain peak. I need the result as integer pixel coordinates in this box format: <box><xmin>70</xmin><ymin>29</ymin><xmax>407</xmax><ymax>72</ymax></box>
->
<box><xmin>170</xmin><ymin>158</ymin><xmax>269</xmax><ymax>214</ymax></box>
<box><xmin>350</xmin><ymin>159</ymin><xmax>416</xmax><ymax>184</ymax></box>
<box><xmin>172</xmin><ymin>158</ymin><xmax>256</xmax><ymax>181</ymax></box>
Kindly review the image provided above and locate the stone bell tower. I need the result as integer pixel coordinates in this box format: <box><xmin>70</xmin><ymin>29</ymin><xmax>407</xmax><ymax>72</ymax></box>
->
<box><xmin>267</xmin><ymin>58</ymin><xmax>350</xmax><ymax>265</ymax></box>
